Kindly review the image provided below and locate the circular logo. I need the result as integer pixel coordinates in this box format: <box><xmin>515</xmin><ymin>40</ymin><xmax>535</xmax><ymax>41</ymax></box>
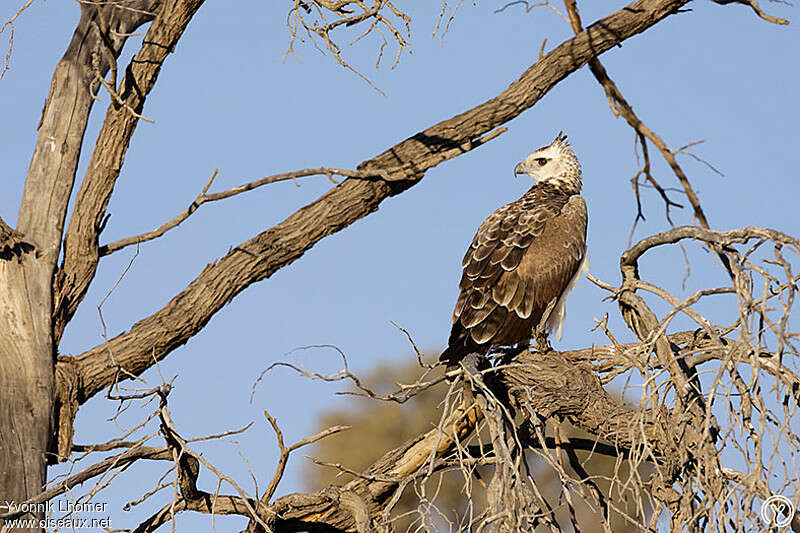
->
<box><xmin>760</xmin><ymin>495</ymin><xmax>794</xmax><ymax>528</ymax></box>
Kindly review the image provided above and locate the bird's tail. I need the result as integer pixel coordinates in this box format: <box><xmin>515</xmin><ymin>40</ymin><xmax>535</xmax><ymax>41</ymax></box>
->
<box><xmin>439</xmin><ymin>343</ymin><xmax>463</xmax><ymax>364</ymax></box>
<box><xmin>439</xmin><ymin>328</ymin><xmax>484</xmax><ymax>364</ymax></box>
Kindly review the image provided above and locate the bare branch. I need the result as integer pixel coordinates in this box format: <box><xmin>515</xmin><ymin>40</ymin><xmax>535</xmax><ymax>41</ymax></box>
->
<box><xmin>56</xmin><ymin>0</ymin><xmax>695</xmax><ymax>413</ymax></box>
<box><xmin>563</xmin><ymin>0</ymin><xmax>709</xmax><ymax>236</ymax></box>
<box><xmin>98</xmin><ymin>164</ymin><xmax>435</xmax><ymax>257</ymax></box>
<box><xmin>621</xmin><ymin>225</ymin><xmax>800</xmax><ymax>266</ymax></box>
<box><xmin>17</xmin><ymin>0</ymin><xmax>158</xmax><ymax>260</ymax></box>
<box><xmin>0</xmin><ymin>446</ymin><xmax>171</xmax><ymax>521</ymax></box>
<box><xmin>53</xmin><ymin>0</ymin><xmax>205</xmax><ymax>343</ymax></box>
<box><xmin>262</xmin><ymin>410</ymin><xmax>350</xmax><ymax>504</ymax></box>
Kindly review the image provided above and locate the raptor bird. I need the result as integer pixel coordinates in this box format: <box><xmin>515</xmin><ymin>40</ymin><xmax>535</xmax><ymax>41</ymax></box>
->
<box><xmin>440</xmin><ymin>132</ymin><xmax>588</xmax><ymax>364</ymax></box>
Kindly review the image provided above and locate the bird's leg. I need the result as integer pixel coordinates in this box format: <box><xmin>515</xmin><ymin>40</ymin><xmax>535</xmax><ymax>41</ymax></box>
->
<box><xmin>535</xmin><ymin>333</ymin><xmax>551</xmax><ymax>353</ymax></box>
<box><xmin>533</xmin><ymin>297</ymin><xmax>558</xmax><ymax>354</ymax></box>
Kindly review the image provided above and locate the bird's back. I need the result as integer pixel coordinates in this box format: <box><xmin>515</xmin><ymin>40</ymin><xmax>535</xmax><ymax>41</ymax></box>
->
<box><xmin>441</xmin><ymin>183</ymin><xmax>587</xmax><ymax>363</ymax></box>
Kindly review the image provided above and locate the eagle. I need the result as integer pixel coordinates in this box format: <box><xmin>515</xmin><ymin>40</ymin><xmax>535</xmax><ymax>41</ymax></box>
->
<box><xmin>440</xmin><ymin>132</ymin><xmax>588</xmax><ymax>364</ymax></box>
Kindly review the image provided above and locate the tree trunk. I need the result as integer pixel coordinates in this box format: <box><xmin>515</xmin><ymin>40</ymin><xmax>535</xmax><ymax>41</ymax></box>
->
<box><xmin>0</xmin><ymin>15</ymin><xmax>99</xmax><ymax>527</ymax></box>
<box><xmin>1</xmin><ymin>4</ymin><xmax>159</xmax><ymax>529</ymax></box>
<box><xmin>0</xmin><ymin>249</ymin><xmax>54</xmax><ymax>530</ymax></box>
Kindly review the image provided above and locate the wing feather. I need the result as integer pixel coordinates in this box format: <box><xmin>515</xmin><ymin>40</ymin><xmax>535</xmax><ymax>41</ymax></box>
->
<box><xmin>464</xmin><ymin>253</ymin><xmax>493</xmax><ymax>278</ymax></box>
<box><xmin>444</xmin><ymin>185</ymin><xmax>588</xmax><ymax>360</ymax></box>
<box><xmin>469</xmin><ymin>289</ymin><xmax>492</xmax><ymax>310</ymax></box>
<box><xmin>500</xmin><ymin>245</ymin><xmax>525</xmax><ymax>271</ymax></box>
<box><xmin>470</xmin><ymin>307</ymin><xmax>508</xmax><ymax>344</ymax></box>
<box><xmin>508</xmin><ymin>278</ymin><xmax>526</xmax><ymax>312</ymax></box>
<box><xmin>461</xmin><ymin>300</ymin><xmax>497</xmax><ymax>329</ymax></box>
<box><xmin>518</xmin><ymin>280</ymin><xmax>537</xmax><ymax>319</ymax></box>
<box><xmin>453</xmin><ymin>290</ymin><xmax>469</xmax><ymax>319</ymax></box>
<box><xmin>488</xmin><ymin>243</ymin><xmax>512</xmax><ymax>265</ymax></box>
<box><xmin>492</xmin><ymin>274</ymin><xmax>519</xmax><ymax>307</ymax></box>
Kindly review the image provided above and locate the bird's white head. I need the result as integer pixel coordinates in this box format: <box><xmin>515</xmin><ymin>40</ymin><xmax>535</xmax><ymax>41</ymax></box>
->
<box><xmin>514</xmin><ymin>132</ymin><xmax>582</xmax><ymax>191</ymax></box>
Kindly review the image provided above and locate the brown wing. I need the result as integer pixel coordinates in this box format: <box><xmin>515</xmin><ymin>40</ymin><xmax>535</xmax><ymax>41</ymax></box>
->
<box><xmin>513</xmin><ymin>194</ymin><xmax>587</xmax><ymax>324</ymax></box>
<box><xmin>442</xmin><ymin>190</ymin><xmax>587</xmax><ymax>362</ymax></box>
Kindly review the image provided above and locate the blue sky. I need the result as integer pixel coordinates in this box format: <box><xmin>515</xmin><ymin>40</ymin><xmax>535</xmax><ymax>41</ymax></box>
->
<box><xmin>1</xmin><ymin>0</ymin><xmax>798</xmax><ymax>530</ymax></box>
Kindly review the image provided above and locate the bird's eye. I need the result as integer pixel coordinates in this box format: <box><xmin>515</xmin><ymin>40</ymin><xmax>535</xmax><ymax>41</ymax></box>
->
<box><xmin>535</xmin><ymin>158</ymin><xmax>548</xmax><ymax>166</ymax></box>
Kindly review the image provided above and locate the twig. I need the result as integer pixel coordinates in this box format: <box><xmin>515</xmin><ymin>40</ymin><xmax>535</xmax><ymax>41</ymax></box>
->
<box><xmin>390</xmin><ymin>320</ymin><xmax>431</xmax><ymax>368</ymax></box>
<box><xmin>0</xmin><ymin>0</ymin><xmax>35</xmax><ymax>81</ymax></box>
<box><xmin>261</xmin><ymin>410</ymin><xmax>350</xmax><ymax>502</ymax></box>
<box><xmin>284</xmin><ymin>0</ymin><xmax>412</xmax><ymax>94</ymax></box>
<box><xmin>0</xmin><ymin>446</ymin><xmax>171</xmax><ymax>520</ymax></box>
<box><xmin>712</xmin><ymin>0</ymin><xmax>790</xmax><ymax>25</ymax></box>
<box><xmin>99</xmin><ymin>167</ymin><xmax>381</xmax><ymax>256</ymax></box>
<box><xmin>100</xmin><ymin>126</ymin><xmax>507</xmax><ymax>257</ymax></box>
<box><xmin>95</xmin><ymin>71</ymin><xmax>155</xmax><ymax>123</ymax></box>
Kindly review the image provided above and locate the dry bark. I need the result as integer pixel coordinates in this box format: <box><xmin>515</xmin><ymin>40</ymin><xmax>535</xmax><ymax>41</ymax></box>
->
<box><xmin>0</xmin><ymin>215</ymin><xmax>27</xmax><ymax>258</ymax></box>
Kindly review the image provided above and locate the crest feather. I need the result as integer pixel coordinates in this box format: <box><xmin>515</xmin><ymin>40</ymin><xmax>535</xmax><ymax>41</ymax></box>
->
<box><xmin>553</xmin><ymin>131</ymin><xmax>569</xmax><ymax>147</ymax></box>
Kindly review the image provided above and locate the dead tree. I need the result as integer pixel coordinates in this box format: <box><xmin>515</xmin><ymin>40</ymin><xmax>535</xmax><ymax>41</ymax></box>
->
<box><xmin>0</xmin><ymin>0</ymin><xmax>796</xmax><ymax>532</ymax></box>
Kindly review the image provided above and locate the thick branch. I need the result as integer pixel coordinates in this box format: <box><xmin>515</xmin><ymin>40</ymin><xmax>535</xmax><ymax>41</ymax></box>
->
<box><xmin>57</xmin><ymin>0</ymin><xmax>693</xmax><ymax>410</ymax></box>
<box><xmin>53</xmin><ymin>0</ymin><xmax>205</xmax><ymax>343</ymax></box>
<box><xmin>16</xmin><ymin>1</ymin><xmax>159</xmax><ymax>265</ymax></box>
<box><xmin>501</xmin><ymin>352</ymin><xmax>687</xmax><ymax>477</ymax></box>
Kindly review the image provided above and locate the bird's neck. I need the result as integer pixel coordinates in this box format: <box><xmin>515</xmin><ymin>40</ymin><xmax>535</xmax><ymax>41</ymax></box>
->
<box><xmin>537</xmin><ymin>173</ymin><xmax>582</xmax><ymax>195</ymax></box>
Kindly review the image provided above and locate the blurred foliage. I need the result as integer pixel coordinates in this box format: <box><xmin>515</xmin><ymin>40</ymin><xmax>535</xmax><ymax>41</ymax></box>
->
<box><xmin>304</xmin><ymin>356</ymin><xmax>652</xmax><ymax>532</ymax></box>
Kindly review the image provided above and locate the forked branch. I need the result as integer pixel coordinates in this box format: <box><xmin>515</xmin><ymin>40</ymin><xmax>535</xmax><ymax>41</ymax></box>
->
<box><xmin>53</xmin><ymin>0</ymin><xmax>205</xmax><ymax>343</ymax></box>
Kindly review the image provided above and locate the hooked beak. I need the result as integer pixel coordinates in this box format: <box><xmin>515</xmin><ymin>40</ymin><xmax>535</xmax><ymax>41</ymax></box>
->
<box><xmin>513</xmin><ymin>162</ymin><xmax>525</xmax><ymax>177</ymax></box>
